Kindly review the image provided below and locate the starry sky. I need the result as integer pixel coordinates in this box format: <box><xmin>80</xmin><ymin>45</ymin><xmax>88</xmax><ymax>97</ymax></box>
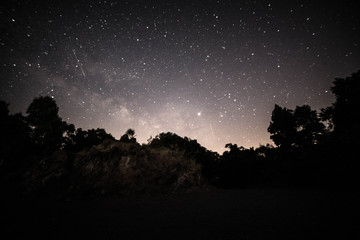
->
<box><xmin>1</xmin><ymin>0</ymin><xmax>359</xmax><ymax>153</ymax></box>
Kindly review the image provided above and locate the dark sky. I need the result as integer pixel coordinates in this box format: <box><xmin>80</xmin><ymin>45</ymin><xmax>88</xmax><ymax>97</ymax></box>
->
<box><xmin>1</xmin><ymin>0</ymin><xmax>359</xmax><ymax>153</ymax></box>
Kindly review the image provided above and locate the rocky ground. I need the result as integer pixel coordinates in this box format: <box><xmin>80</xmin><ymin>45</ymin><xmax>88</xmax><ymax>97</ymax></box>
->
<box><xmin>2</xmin><ymin>188</ymin><xmax>359</xmax><ymax>239</ymax></box>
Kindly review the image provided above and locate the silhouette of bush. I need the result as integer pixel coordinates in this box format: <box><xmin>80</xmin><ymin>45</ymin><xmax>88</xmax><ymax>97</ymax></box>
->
<box><xmin>68</xmin><ymin>127</ymin><xmax>114</xmax><ymax>152</ymax></box>
<box><xmin>25</xmin><ymin>139</ymin><xmax>204</xmax><ymax>197</ymax></box>
<box><xmin>148</xmin><ymin>132</ymin><xmax>219</xmax><ymax>184</ymax></box>
<box><xmin>119</xmin><ymin>128</ymin><xmax>137</xmax><ymax>143</ymax></box>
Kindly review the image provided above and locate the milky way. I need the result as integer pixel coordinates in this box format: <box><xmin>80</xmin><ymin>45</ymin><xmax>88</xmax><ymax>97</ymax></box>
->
<box><xmin>1</xmin><ymin>0</ymin><xmax>359</xmax><ymax>153</ymax></box>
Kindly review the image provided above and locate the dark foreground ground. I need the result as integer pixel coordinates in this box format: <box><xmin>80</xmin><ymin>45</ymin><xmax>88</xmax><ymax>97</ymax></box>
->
<box><xmin>2</xmin><ymin>188</ymin><xmax>360</xmax><ymax>239</ymax></box>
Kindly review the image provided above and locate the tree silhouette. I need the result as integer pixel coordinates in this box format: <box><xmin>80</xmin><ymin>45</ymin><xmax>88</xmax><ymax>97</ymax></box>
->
<box><xmin>120</xmin><ymin>128</ymin><xmax>137</xmax><ymax>143</ymax></box>
<box><xmin>293</xmin><ymin>105</ymin><xmax>325</xmax><ymax>147</ymax></box>
<box><xmin>268</xmin><ymin>104</ymin><xmax>296</xmax><ymax>148</ymax></box>
<box><xmin>324</xmin><ymin>71</ymin><xmax>360</xmax><ymax>142</ymax></box>
<box><xmin>268</xmin><ymin>104</ymin><xmax>324</xmax><ymax>148</ymax></box>
<box><xmin>126</xmin><ymin>128</ymin><xmax>135</xmax><ymax>138</ymax></box>
<box><xmin>149</xmin><ymin>132</ymin><xmax>189</xmax><ymax>150</ymax></box>
<box><xmin>69</xmin><ymin>127</ymin><xmax>114</xmax><ymax>151</ymax></box>
<box><xmin>0</xmin><ymin>101</ymin><xmax>32</xmax><ymax>172</ymax></box>
<box><xmin>318</xmin><ymin>71</ymin><xmax>360</xmax><ymax>187</ymax></box>
<box><xmin>26</xmin><ymin>96</ymin><xmax>69</xmax><ymax>153</ymax></box>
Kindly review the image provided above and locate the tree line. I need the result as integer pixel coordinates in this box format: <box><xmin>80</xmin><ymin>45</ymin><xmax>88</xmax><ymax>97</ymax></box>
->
<box><xmin>0</xmin><ymin>70</ymin><xmax>359</xmax><ymax>195</ymax></box>
<box><xmin>216</xmin><ymin>70</ymin><xmax>360</xmax><ymax>188</ymax></box>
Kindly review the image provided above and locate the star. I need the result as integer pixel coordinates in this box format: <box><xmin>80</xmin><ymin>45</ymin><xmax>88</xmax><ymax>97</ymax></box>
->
<box><xmin>1</xmin><ymin>0</ymin><xmax>359</xmax><ymax>153</ymax></box>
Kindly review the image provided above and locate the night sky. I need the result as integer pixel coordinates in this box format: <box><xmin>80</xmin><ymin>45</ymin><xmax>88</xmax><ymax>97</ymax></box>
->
<box><xmin>1</xmin><ymin>1</ymin><xmax>359</xmax><ymax>153</ymax></box>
